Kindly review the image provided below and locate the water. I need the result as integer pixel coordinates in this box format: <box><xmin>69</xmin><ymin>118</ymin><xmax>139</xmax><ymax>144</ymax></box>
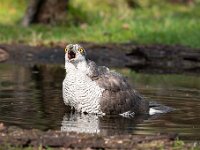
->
<box><xmin>0</xmin><ymin>64</ymin><xmax>200</xmax><ymax>141</ymax></box>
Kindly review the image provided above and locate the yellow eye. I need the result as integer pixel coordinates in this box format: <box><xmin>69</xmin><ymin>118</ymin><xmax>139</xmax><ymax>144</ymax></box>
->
<box><xmin>64</xmin><ymin>47</ymin><xmax>67</xmax><ymax>53</ymax></box>
<box><xmin>78</xmin><ymin>48</ymin><xmax>84</xmax><ymax>53</ymax></box>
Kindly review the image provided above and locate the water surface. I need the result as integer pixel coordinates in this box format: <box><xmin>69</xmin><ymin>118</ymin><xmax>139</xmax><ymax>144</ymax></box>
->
<box><xmin>0</xmin><ymin>64</ymin><xmax>200</xmax><ymax>141</ymax></box>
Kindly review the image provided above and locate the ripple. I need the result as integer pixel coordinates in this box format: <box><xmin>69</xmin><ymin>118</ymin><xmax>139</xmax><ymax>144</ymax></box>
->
<box><xmin>0</xmin><ymin>64</ymin><xmax>200</xmax><ymax>140</ymax></box>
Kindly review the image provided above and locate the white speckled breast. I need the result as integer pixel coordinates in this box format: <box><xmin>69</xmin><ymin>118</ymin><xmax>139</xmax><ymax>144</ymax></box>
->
<box><xmin>63</xmin><ymin>70</ymin><xmax>104</xmax><ymax>114</ymax></box>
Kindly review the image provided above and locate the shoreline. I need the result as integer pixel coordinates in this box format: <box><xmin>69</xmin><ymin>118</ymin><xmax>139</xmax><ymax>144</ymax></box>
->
<box><xmin>0</xmin><ymin>122</ymin><xmax>180</xmax><ymax>149</ymax></box>
<box><xmin>0</xmin><ymin>43</ymin><xmax>199</xmax><ymax>74</ymax></box>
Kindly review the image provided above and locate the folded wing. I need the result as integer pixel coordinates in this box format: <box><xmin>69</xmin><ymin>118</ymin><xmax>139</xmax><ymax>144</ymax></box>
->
<box><xmin>87</xmin><ymin>60</ymin><xmax>149</xmax><ymax>115</ymax></box>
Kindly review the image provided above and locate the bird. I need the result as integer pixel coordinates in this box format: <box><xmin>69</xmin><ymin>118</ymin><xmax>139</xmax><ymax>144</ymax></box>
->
<box><xmin>62</xmin><ymin>44</ymin><xmax>165</xmax><ymax>117</ymax></box>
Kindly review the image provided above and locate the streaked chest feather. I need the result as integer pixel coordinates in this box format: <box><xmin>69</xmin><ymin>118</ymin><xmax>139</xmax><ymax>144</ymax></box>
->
<box><xmin>63</xmin><ymin>70</ymin><xmax>104</xmax><ymax>114</ymax></box>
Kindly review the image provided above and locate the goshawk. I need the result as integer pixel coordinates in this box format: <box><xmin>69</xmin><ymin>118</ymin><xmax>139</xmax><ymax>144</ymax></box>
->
<box><xmin>63</xmin><ymin>44</ymin><xmax>161</xmax><ymax>117</ymax></box>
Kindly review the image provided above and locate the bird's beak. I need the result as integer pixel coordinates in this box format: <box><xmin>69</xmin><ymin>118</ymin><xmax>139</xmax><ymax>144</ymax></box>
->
<box><xmin>67</xmin><ymin>50</ymin><xmax>76</xmax><ymax>61</ymax></box>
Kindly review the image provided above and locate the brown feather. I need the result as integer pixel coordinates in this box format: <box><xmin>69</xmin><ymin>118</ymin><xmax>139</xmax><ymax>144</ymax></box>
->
<box><xmin>87</xmin><ymin>60</ymin><xmax>149</xmax><ymax>115</ymax></box>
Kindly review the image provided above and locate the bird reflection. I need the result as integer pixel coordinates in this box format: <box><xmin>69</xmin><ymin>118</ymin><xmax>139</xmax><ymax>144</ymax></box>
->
<box><xmin>61</xmin><ymin>112</ymin><xmax>149</xmax><ymax>135</ymax></box>
<box><xmin>61</xmin><ymin>113</ymin><xmax>100</xmax><ymax>133</ymax></box>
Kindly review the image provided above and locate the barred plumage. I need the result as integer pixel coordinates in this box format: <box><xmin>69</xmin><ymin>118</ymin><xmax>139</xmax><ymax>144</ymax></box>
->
<box><xmin>63</xmin><ymin>44</ymin><xmax>150</xmax><ymax>116</ymax></box>
<box><xmin>63</xmin><ymin>70</ymin><xmax>104</xmax><ymax>114</ymax></box>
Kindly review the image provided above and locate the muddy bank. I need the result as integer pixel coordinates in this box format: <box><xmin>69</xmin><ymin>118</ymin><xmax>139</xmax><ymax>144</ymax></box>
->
<box><xmin>0</xmin><ymin>43</ymin><xmax>200</xmax><ymax>74</ymax></box>
<box><xmin>0</xmin><ymin>123</ymin><xmax>180</xmax><ymax>149</ymax></box>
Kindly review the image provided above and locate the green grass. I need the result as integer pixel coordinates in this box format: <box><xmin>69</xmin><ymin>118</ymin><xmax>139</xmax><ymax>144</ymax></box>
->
<box><xmin>0</xmin><ymin>0</ymin><xmax>200</xmax><ymax>47</ymax></box>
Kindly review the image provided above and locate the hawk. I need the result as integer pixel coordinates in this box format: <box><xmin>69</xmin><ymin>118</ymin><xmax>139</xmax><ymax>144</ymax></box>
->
<box><xmin>63</xmin><ymin>44</ymin><xmax>163</xmax><ymax>117</ymax></box>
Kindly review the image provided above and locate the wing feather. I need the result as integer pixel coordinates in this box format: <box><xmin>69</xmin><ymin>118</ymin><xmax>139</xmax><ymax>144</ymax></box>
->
<box><xmin>87</xmin><ymin>60</ymin><xmax>149</xmax><ymax>115</ymax></box>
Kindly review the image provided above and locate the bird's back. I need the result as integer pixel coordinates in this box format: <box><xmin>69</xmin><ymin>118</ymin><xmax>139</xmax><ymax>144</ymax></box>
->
<box><xmin>87</xmin><ymin>60</ymin><xmax>149</xmax><ymax>115</ymax></box>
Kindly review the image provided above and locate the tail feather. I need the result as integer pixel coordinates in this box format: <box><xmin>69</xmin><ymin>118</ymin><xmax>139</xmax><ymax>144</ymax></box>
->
<box><xmin>149</xmin><ymin>101</ymin><xmax>173</xmax><ymax>115</ymax></box>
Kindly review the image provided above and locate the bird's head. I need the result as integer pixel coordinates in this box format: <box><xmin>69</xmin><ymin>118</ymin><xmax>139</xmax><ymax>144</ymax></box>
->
<box><xmin>64</xmin><ymin>44</ymin><xmax>87</xmax><ymax>64</ymax></box>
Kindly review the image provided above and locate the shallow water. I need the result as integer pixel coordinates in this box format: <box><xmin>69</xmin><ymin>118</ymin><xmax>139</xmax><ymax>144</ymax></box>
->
<box><xmin>0</xmin><ymin>64</ymin><xmax>200</xmax><ymax>141</ymax></box>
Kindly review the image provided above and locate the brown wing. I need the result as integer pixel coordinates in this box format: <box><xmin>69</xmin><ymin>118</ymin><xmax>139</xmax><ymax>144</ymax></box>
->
<box><xmin>87</xmin><ymin>60</ymin><xmax>149</xmax><ymax>115</ymax></box>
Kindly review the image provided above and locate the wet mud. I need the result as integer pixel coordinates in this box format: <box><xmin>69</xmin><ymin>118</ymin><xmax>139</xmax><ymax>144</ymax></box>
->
<box><xmin>0</xmin><ymin>123</ymin><xmax>178</xmax><ymax>149</ymax></box>
<box><xmin>0</xmin><ymin>43</ymin><xmax>199</xmax><ymax>74</ymax></box>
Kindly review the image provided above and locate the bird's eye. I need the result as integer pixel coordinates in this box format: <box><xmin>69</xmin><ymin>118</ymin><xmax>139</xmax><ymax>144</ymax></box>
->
<box><xmin>64</xmin><ymin>47</ymin><xmax>67</xmax><ymax>53</ymax></box>
<box><xmin>78</xmin><ymin>48</ymin><xmax>84</xmax><ymax>53</ymax></box>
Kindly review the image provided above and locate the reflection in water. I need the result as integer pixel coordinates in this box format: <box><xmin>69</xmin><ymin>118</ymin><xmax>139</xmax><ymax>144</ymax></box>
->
<box><xmin>61</xmin><ymin>113</ymin><xmax>100</xmax><ymax>133</ymax></box>
<box><xmin>0</xmin><ymin>64</ymin><xmax>200</xmax><ymax>140</ymax></box>
<box><xmin>0</xmin><ymin>64</ymin><xmax>66</xmax><ymax>130</ymax></box>
<box><xmin>61</xmin><ymin>112</ymin><xmax>149</xmax><ymax>135</ymax></box>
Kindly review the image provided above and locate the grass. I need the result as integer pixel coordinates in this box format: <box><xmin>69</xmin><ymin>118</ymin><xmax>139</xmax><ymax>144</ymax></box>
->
<box><xmin>0</xmin><ymin>0</ymin><xmax>200</xmax><ymax>47</ymax></box>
